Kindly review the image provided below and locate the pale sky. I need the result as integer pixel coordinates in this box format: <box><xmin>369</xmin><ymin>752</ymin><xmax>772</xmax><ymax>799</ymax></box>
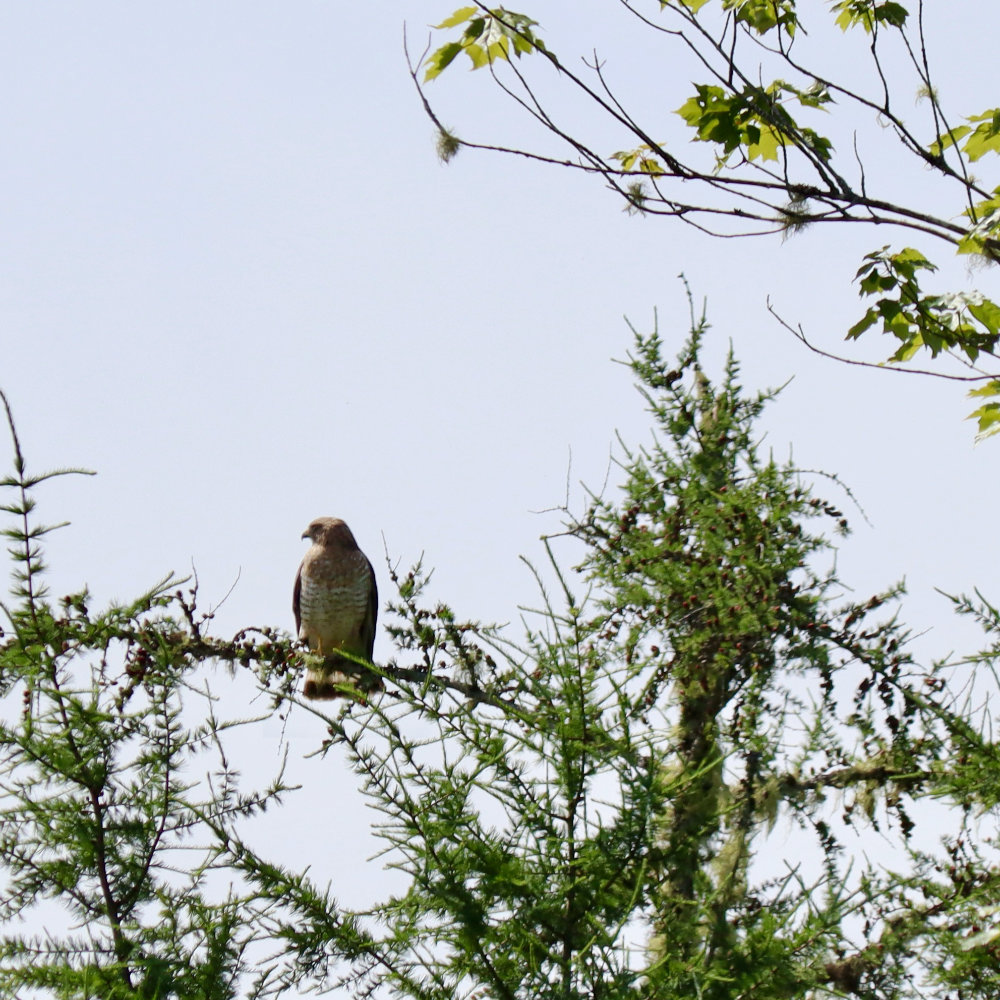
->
<box><xmin>1</xmin><ymin>0</ymin><xmax>997</xmax><ymax>974</ymax></box>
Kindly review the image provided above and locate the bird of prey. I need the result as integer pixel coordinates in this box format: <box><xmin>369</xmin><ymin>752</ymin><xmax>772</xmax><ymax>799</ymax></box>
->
<box><xmin>293</xmin><ymin>517</ymin><xmax>378</xmax><ymax>699</ymax></box>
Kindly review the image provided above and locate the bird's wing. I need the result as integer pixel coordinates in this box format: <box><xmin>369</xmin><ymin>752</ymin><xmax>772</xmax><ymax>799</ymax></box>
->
<box><xmin>292</xmin><ymin>560</ymin><xmax>303</xmax><ymax>637</ymax></box>
<box><xmin>361</xmin><ymin>555</ymin><xmax>378</xmax><ymax>661</ymax></box>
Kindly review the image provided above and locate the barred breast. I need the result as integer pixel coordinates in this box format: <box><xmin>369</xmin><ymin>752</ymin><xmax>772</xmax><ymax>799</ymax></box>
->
<box><xmin>297</xmin><ymin>548</ymin><xmax>373</xmax><ymax>656</ymax></box>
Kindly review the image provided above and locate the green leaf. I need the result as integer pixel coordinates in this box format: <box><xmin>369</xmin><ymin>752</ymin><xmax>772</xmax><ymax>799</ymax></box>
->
<box><xmin>969</xmin><ymin>379</ymin><xmax>1000</xmax><ymax>400</ymax></box>
<box><xmin>679</xmin><ymin>90</ymin><xmax>744</xmax><ymax>152</ymax></box>
<box><xmin>846</xmin><ymin>308</ymin><xmax>878</xmax><ymax>340</ymax></box>
<box><xmin>932</xmin><ymin>112</ymin><xmax>1000</xmax><ymax>162</ymax></box>
<box><xmin>889</xmin><ymin>337</ymin><xmax>921</xmax><ymax>362</ymax></box>
<box><xmin>723</xmin><ymin>0</ymin><xmax>798</xmax><ymax>35</ymax></box>
<box><xmin>800</xmin><ymin>128</ymin><xmax>833</xmax><ymax>161</ymax></box>
<box><xmin>962</xmin><ymin>110</ymin><xmax>1000</xmax><ymax>162</ymax></box>
<box><xmin>930</xmin><ymin>124</ymin><xmax>970</xmax><ymax>157</ymax></box>
<box><xmin>424</xmin><ymin>7</ymin><xmax>551</xmax><ymax>80</ymax></box>
<box><xmin>424</xmin><ymin>41</ymin><xmax>465</xmax><ymax>81</ymax></box>
<box><xmin>958</xmin><ymin>233</ymin><xmax>984</xmax><ymax>256</ymax></box>
<box><xmin>794</xmin><ymin>83</ymin><xmax>834</xmax><ymax>109</ymax></box>
<box><xmin>432</xmin><ymin>6</ymin><xmax>478</xmax><ymax>29</ymax></box>
<box><xmin>890</xmin><ymin>246</ymin><xmax>934</xmax><ymax>273</ymax></box>
<box><xmin>747</xmin><ymin>124</ymin><xmax>781</xmax><ymax>161</ymax></box>
<box><xmin>968</xmin><ymin>299</ymin><xmax>1000</xmax><ymax>336</ymax></box>
<box><xmin>858</xmin><ymin>270</ymin><xmax>895</xmax><ymax>295</ymax></box>
<box><xmin>877</xmin><ymin>2</ymin><xmax>909</xmax><ymax>27</ymax></box>
<box><xmin>613</xmin><ymin>149</ymin><xmax>639</xmax><ymax>171</ymax></box>
<box><xmin>832</xmin><ymin>1</ymin><xmax>909</xmax><ymax>33</ymax></box>
<box><xmin>967</xmin><ymin>381</ymin><xmax>1000</xmax><ymax>439</ymax></box>
<box><xmin>466</xmin><ymin>41</ymin><xmax>490</xmax><ymax>69</ymax></box>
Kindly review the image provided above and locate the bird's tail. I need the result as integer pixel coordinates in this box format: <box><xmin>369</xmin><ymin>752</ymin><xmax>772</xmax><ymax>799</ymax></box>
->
<box><xmin>303</xmin><ymin>657</ymin><xmax>383</xmax><ymax>700</ymax></box>
<box><xmin>302</xmin><ymin>668</ymin><xmax>349</xmax><ymax>700</ymax></box>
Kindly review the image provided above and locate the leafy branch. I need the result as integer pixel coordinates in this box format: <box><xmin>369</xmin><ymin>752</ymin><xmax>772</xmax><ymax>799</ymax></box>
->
<box><xmin>413</xmin><ymin>0</ymin><xmax>1000</xmax><ymax>436</ymax></box>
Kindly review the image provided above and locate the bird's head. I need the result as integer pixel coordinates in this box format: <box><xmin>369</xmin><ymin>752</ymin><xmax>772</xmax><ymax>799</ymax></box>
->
<box><xmin>302</xmin><ymin>516</ymin><xmax>356</xmax><ymax>548</ymax></box>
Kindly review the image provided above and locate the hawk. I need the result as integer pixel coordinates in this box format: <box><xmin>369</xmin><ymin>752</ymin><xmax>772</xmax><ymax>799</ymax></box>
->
<box><xmin>293</xmin><ymin>517</ymin><xmax>378</xmax><ymax>699</ymax></box>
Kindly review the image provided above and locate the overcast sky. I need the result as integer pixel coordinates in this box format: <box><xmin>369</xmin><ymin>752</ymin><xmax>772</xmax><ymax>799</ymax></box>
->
<box><xmin>1</xmin><ymin>0</ymin><xmax>997</xmax><ymax>967</ymax></box>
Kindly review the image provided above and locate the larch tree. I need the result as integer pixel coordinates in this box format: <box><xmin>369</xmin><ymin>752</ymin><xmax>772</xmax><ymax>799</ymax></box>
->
<box><xmin>3</xmin><ymin>305</ymin><xmax>1000</xmax><ymax>997</ymax></box>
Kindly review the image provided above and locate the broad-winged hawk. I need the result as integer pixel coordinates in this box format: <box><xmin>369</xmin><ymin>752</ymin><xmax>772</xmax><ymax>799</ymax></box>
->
<box><xmin>293</xmin><ymin>517</ymin><xmax>378</xmax><ymax>699</ymax></box>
